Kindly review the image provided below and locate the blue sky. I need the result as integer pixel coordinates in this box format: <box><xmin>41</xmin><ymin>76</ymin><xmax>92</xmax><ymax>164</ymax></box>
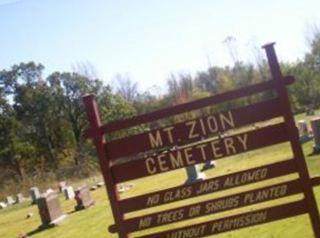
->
<box><xmin>0</xmin><ymin>0</ymin><xmax>319</xmax><ymax>93</ymax></box>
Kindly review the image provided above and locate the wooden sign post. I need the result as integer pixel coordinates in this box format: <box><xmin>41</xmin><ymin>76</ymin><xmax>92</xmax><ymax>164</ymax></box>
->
<box><xmin>83</xmin><ymin>43</ymin><xmax>320</xmax><ymax>238</ymax></box>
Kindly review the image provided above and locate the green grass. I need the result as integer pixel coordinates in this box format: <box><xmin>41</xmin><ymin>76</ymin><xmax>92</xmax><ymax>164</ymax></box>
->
<box><xmin>2</xmin><ymin>111</ymin><xmax>320</xmax><ymax>238</ymax></box>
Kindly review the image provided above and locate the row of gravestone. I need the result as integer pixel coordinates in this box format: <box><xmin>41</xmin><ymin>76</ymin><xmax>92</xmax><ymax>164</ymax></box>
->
<box><xmin>35</xmin><ymin>180</ymin><xmax>134</xmax><ymax>230</ymax></box>
<box><xmin>0</xmin><ymin>181</ymin><xmax>104</xmax><ymax>232</ymax></box>
<box><xmin>0</xmin><ymin>193</ymin><xmax>27</xmax><ymax>209</ymax></box>
<box><xmin>33</xmin><ymin>184</ymin><xmax>96</xmax><ymax>228</ymax></box>
<box><xmin>298</xmin><ymin>117</ymin><xmax>320</xmax><ymax>152</ymax></box>
<box><xmin>4</xmin><ymin>117</ymin><xmax>318</xmax><ymax>229</ymax></box>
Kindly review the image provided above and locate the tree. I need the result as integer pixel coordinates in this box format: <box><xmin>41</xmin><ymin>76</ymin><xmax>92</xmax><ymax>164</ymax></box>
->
<box><xmin>114</xmin><ymin>74</ymin><xmax>138</xmax><ymax>102</ymax></box>
<box><xmin>47</xmin><ymin>72</ymin><xmax>103</xmax><ymax>166</ymax></box>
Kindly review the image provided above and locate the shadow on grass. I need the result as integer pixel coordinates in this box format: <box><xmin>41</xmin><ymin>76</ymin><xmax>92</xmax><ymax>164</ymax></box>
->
<box><xmin>307</xmin><ymin>151</ymin><xmax>320</xmax><ymax>157</ymax></box>
<box><xmin>67</xmin><ymin>210</ymin><xmax>77</xmax><ymax>215</ymax></box>
<box><xmin>27</xmin><ymin>225</ymin><xmax>55</xmax><ymax>237</ymax></box>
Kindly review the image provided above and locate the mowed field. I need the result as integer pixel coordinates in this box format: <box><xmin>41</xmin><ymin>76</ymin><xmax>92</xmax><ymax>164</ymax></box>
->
<box><xmin>1</xmin><ymin>112</ymin><xmax>320</xmax><ymax>238</ymax></box>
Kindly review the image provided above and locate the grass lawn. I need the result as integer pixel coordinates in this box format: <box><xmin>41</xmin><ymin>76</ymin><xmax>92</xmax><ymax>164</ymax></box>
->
<box><xmin>1</xmin><ymin>112</ymin><xmax>320</xmax><ymax>238</ymax></box>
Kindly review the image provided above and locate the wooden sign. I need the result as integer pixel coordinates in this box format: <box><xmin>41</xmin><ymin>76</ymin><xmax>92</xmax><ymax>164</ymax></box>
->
<box><xmin>83</xmin><ymin>43</ymin><xmax>320</xmax><ymax>238</ymax></box>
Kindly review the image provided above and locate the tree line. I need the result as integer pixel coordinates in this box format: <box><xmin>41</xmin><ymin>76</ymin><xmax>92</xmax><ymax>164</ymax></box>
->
<box><xmin>1</xmin><ymin>31</ymin><xmax>320</xmax><ymax>186</ymax></box>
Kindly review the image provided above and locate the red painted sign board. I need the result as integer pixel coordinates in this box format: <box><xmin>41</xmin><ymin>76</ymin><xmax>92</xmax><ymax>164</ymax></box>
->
<box><xmin>83</xmin><ymin>43</ymin><xmax>320</xmax><ymax>238</ymax></box>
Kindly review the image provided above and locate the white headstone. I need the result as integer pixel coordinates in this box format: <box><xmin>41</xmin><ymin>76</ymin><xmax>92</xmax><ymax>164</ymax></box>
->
<box><xmin>117</xmin><ymin>184</ymin><xmax>126</xmax><ymax>193</ymax></box>
<box><xmin>90</xmin><ymin>185</ymin><xmax>98</xmax><ymax>191</ymax></box>
<box><xmin>64</xmin><ymin>186</ymin><xmax>75</xmax><ymax>200</ymax></box>
<box><xmin>185</xmin><ymin>165</ymin><xmax>206</xmax><ymax>184</ymax></box>
<box><xmin>30</xmin><ymin>187</ymin><xmax>40</xmax><ymax>204</ymax></box>
<box><xmin>15</xmin><ymin>193</ymin><xmax>25</xmax><ymax>204</ymax></box>
<box><xmin>6</xmin><ymin>196</ymin><xmax>15</xmax><ymax>205</ymax></box>
<box><xmin>58</xmin><ymin>181</ymin><xmax>67</xmax><ymax>193</ymax></box>
<box><xmin>0</xmin><ymin>202</ymin><xmax>7</xmax><ymax>209</ymax></box>
<box><xmin>97</xmin><ymin>182</ymin><xmax>104</xmax><ymax>187</ymax></box>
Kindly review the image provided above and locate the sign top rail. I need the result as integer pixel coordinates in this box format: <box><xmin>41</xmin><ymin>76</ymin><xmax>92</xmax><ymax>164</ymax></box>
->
<box><xmin>84</xmin><ymin>76</ymin><xmax>294</xmax><ymax>137</ymax></box>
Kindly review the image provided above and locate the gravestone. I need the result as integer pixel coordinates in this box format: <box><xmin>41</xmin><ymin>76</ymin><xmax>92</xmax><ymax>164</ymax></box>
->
<box><xmin>74</xmin><ymin>186</ymin><xmax>94</xmax><ymax>211</ymax></box>
<box><xmin>30</xmin><ymin>187</ymin><xmax>40</xmax><ymax>204</ymax></box>
<box><xmin>15</xmin><ymin>193</ymin><xmax>25</xmax><ymax>204</ymax></box>
<box><xmin>0</xmin><ymin>202</ymin><xmax>7</xmax><ymax>209</ymax></box>
<box><xmin>45</xmin><ymin>188</ymin><xmax>55</xmax><ymax>196</ymax></box>
<box><xmin>37</xmin><ymin>192</ymin><xmax>66</xmax><ymax>228</ymax></box>
<box><xmin>184</xmin><ymin>164</ymin><xmax>206</xmax><ymax>184</ymax></box>
<box><xmin>311</xmin><ymin>117</ymin><xmax>320</xmax><ymax>153</ymax></box>
<box><xmin>90</xmin><ymin>185</ymin><xmax>98</xmax><ymax>191</ymax></box>
<box><xmin>58</xmin><ymin>181</ymin><xmax>67</xmax><ymax>193</ymax></box>
<box><xmin>201</xmin><ymin>160</ymin><xmax>216</xmax><ymax>171</ymax></box>
<box><xmin>306</xmin><ymin>105</ymin><xmax>315</xmax><ymax>116</ymax></box>
<box><xmin>298</xmin><ymin>120</ymin><xmax>310</xmax><ymax>143</ymax></box>
<box><xmin>117</xmin><ymin>184</ymin><xmax>126</xmax><ymax>193</ymax></box>
<box><xmin>63</xmin><ymin>186</ymin><xmax>75</xmax><ymax>200</ymax></box>
<box><xmin>97</xmin><ymin>182</ymin><xmax>104</xmax><ymax>187</ymax></box>
<box><xmin>6</xmin><ymin>196</ymin><xmax>15</xmax><ymax>205</ymax></box>
<box><xmin>117</xmin><ymin>184</ymin><xmax>133</xmax><ymax>193</ymax></box>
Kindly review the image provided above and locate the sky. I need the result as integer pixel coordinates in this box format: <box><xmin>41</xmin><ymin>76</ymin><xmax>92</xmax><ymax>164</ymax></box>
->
<box><xmin>0</xmin><ymin>0</ymin><xmax>320</xmax><ymax>93</ymax></box>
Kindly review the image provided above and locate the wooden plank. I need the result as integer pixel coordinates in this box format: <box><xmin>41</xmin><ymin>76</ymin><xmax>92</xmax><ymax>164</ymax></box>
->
<box><xmin>99</xmin><ymin>76</ymin><xmax>294</xmax><ymax>134</ymax></box>
<box><xmin>137</xmin><ymin>200</ymin><xmax>306</xmax><ymax>238</ymax></box>
<box><xmin>119</xmin><ymin>159</ymin><xmax>297</xmax><ymax>213</ymax></box>
<box><xmin>311</xmin><ymin>177</ymin><xmax>320</xmax><ymax>187</ymax></box>
<box><xmin>106</xmin><ymin>98</ymin><xmax>282</xmax><ymax>160</ymax></box>
<box><xmin>112</xmin><ymin>123</ymin><xmax>289</xmax><ymax>183</ymax></box>
<box><xmin>82</xmin><ymin>95</ymin><xmax>129</xmax><ymax>237</ymax></box>
<box><xmin>263</xmin><ymin>43</ymin><xmax>320</xmax><ymax>238</ymax></box>
<box><xmin>110</xmin><ymin>179</ymin><xmax>301</xmax><ymax>233</ymax></box>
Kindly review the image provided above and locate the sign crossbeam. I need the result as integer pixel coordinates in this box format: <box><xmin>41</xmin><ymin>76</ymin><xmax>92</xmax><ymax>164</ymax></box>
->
<box><xmin>137</xmin><ymin>200</ymin><xmax>307</xmax><ymax>238</ymax></box>
<box><xmin>119</xmin><ymin>159</ymin><xmax>297</xmax><ymax>213</ymax></box>
<box><xmin>110</xmin><ymin>179</ymin><xmax>302</xmax><ymax>233</ymax></box>
<box><xmin>106</xmin><ymin>98</ymin><xmax>283</xmax><ymax>161</ymax></box>
<box><xmin>112</xmin><ymin>123</ymin><xmax>289</xmax><ymax>183</ymax></box>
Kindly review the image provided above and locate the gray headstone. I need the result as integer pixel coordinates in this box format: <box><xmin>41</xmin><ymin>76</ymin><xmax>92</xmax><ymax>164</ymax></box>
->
<box><xmin>311</xmin><ymin>117</ymin><xmax>320</xmax><ymax>153</ymax></box>
<box><xmin>63</xmin><ymin>186</ymin><xmax>75</xmax><ymax>200</ymax></box>
<box><xmin>74</xmin><ymin>185</ymin><xmax>94</xmax><ymax>211</ymax></box>
<box><xmin>298</xmin><ymin>120</ymin><xmax>310</xmax><ymax>143</ymax></box>
<box><xmin>15</xmin><ymin>193</ymin><xmax>25</xmax><ymax>204</ymax></box>
<box><xmin>306</xmin><ymin>107</ymin><xmax>315</xmax><ymax>116</ymax></box>
<box><xmin>30</xmin><ymin>187</ymin><xmax>40</xmax><ymax>204</ymax></box>
<box><xmin>185</xmin><ymin>164</ymin><xmax>206</xmax><ymax>184</ymax></box>
<box><xmin>6</xmin><ymin>196</ymin><xmax>15</xmax><ymax>205</ymax></box>
<box><xmin>37</xmin><ymin>193</ymin><xmax>66</xmax><ymax>228</ymax></box>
